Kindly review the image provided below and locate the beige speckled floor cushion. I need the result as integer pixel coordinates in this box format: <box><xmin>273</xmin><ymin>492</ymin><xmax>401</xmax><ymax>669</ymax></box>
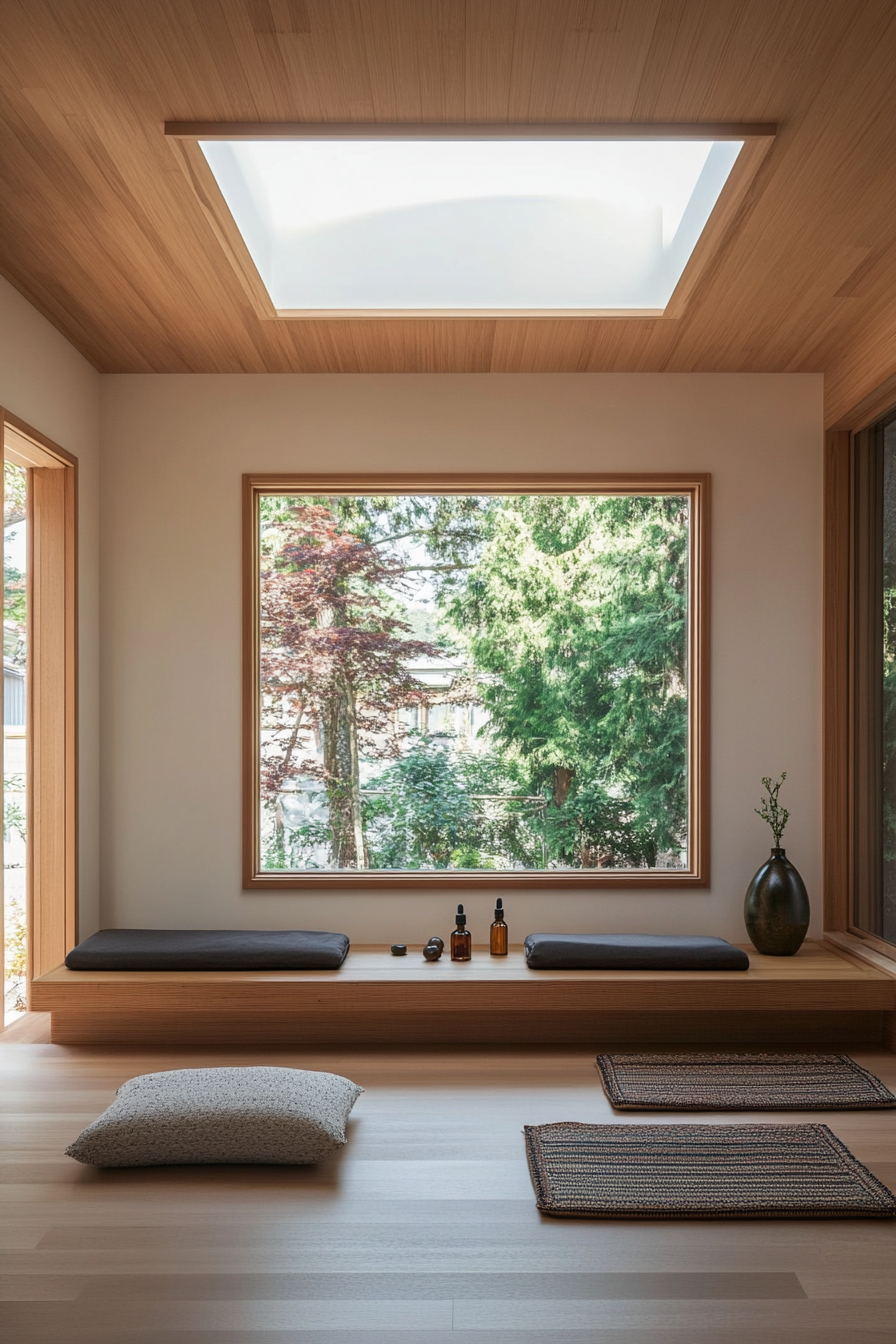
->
<box><xmin>65</xmin><ymin>1067</ymin><xmax>363</xmax><ymax>1167</ymax></box>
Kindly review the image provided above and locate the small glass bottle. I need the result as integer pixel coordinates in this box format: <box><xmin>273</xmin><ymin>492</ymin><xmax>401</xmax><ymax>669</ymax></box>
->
<box><xmin>450</xmin><ymin>904</ymin><xmax>472</xmax><ymax>961</ymax></box>
<box><xmin>490</xmin><ymin>898</ymin><xmax>508</xmax><ymax>956</ymax></box>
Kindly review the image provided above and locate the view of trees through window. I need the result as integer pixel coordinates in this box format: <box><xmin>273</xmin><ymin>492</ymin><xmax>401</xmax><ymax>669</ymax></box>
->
<box><xmin>880</xmin><ymin>418</ymin><xmax>896</xmax><ymax>942</ymax></box>
<box><xmin>257</xmin><ymin>491</ymin><xmax>690</xmax><ymax>873</ymax></box>
<box><xmin>4</xmin><ymin>461</ymin><xmax>27</xmax><ymax>1019</ymax></box>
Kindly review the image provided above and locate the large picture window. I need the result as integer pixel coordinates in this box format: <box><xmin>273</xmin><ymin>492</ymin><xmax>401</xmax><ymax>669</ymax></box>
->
<box><xmin>243</xmin><ymin>475</ymin><xmax>708</xmax><ymax>888</ymax></box>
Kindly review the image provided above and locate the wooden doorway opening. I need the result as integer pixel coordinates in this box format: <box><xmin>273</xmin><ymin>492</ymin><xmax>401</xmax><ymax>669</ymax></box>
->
<box><xmin>1</xmin><ymin>410</ymin><xmax>77</xmax><ymax>1026</ymax></box>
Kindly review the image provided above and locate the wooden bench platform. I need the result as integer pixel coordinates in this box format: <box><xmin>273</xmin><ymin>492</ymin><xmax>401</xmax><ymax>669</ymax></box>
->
<box><xmin>30</xmin><ymin>940</ymin><xmax>896</xmax><ymax>1047</ymax></box>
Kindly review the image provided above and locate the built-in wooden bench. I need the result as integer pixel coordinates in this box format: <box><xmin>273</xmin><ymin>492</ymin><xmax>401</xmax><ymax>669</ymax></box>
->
<box><xmin>30</xmin><ymin>940</ymin><xmax>896</xmax><ymax>1047</ymax></box>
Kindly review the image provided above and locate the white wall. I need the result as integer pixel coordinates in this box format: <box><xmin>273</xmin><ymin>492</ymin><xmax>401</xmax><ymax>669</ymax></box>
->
<box><xmin>100</xmin><ymin>373</ymin><xmax>823</xmax><ymax>945</ymax></box>
<box><xmin>0</xmin><ymin>276</ymin><xmax>101</xmax><ymax>938</ymax></box>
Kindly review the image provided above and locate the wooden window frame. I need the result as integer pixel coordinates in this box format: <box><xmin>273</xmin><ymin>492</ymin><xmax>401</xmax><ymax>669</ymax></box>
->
<box><xmin>824</xmin><ymin>385</ymin><xmax>896</xmax><ymax>957</ymax></box>
<box><xmin>1</xmin><ymin>410</ymin><xmax>78</xmax><ymax>999</ymax></box>
<box><xmin>243</xmin><ymin>472</ymin><xmax>710</xmax><ymax>890</ymax></box>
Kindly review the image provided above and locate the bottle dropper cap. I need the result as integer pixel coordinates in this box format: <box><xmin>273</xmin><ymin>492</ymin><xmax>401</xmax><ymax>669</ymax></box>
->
<box><xmin>494</xmin><ymin>898</ymin><xmax>504</xmax><ymax>919</ymax></box>
<box><xmin>456</xmin><ymin>903</ymin><xmax>466</xmax><ymax>927</ymax></box>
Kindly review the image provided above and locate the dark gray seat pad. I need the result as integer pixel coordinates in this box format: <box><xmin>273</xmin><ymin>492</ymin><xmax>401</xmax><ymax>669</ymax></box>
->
<box><xmin>64</xmin><ymin>929</ymin><xmax>350</xmax><ymax>971</ymax></box>
<box><xmin>524</xmin><ymin>933</ymin><xmax>749</xmax><ymax>971</ymax></box>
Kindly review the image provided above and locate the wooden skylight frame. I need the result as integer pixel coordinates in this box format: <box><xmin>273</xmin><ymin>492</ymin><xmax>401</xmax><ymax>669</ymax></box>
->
<box><xmin>166</xmin><ymin>123</ymin><xmax>775</xmax><ymax>322</ymax></box>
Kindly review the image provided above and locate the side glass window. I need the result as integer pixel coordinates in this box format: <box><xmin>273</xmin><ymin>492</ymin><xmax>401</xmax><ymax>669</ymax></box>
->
<box><xmin>3</xmin><ymin>461</ymin><xmax>28</xmax><ymax>1023</ymax></box>
<box><xmin>852</xmin><ymin>410</ymin><xmax>896</xmax><ymax>947</ymax></box>
<box><xmin>881</xmin><ymin>418</ymin><xmax>896</xmax><ymax>942</ymax></box>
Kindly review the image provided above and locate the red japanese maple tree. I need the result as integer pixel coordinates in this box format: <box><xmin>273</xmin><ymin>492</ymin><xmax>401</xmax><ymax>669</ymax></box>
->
<box><xmin>260</xmin><ymin>500</ymin><xmax>437</xmax><ymax>868</ymax></box>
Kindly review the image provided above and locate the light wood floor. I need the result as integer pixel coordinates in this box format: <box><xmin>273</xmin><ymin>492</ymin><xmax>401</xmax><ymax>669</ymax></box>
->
<box><xmin>1</xmin><ymin>1023</ymin><xmax>895</xmax><ymax>1342</ymax></box>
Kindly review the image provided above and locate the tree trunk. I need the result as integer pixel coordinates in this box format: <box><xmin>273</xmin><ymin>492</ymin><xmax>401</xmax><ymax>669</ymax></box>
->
<box><xmin>552</xmin><ymin>766</ymin><xmax>574</xmax><ymax>807</ymax></box>
<box><xmin>274</xmin><ymin>694</ymin><xmax>305</xmax><ymax>788</ymax></box>
<box><xmin>318</xmin><ymin>554</ymin><xmax>367</xmax><ymax>870</ymax></box>
<box><xmin>322</xmin><ymin>672</ymin><xmax>367</xmax><ymax>868</ymax></box>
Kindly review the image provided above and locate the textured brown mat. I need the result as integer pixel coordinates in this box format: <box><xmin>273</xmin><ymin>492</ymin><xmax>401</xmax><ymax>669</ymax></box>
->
<box><xmin>594</xmin><ymin>1052</ymin><xmax>896</xmax><ymax>1111</ymax></box>
<box><xmin>523</xmin><ymin>1122</ymin><xmax>896</xmax><ymax>1219</ymax></box>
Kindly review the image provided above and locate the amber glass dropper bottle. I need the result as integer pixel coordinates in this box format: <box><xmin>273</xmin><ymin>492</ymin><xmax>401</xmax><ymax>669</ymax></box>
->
<box><xmin>490</xmin><ymin>898</ymin><xmax>508</xmax><ymax>956</ymax></box>
<box><xmin>450</xmin><ymin>904</ymin><xmax>472</xmax><ymax>961</ymax></box>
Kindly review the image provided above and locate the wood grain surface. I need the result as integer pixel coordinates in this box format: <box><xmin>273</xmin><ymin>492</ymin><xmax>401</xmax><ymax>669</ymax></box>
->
<box><xmin>0</xmin><ymin>1035</ymin><xmax>894</xmax><ymax>1341</ymax></box>
<box><xmin>823</xmin><ymin>430</ymin><xmax>852</xmax><ymax>935</ymax></box>
<box><xmin>0</xmin><ymin>1</ymin><xmax>893</xmax><ymax>422</ymax></box>
<box><xmin>29</xmin><ymin>941</ymin><xmax>896</xmax><ymax>1046</ymax></box>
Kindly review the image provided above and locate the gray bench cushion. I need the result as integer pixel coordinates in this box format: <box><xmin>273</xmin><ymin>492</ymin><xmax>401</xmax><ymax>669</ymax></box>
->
<box><xmin>64</xmin><ymin>929</ymin><xmax>350</xmax><ymax>971</ymax></box>
<box><xmin>524</xmin><ymin>933</ymin><xmax>750</xmax><ymax>971</ymax></box>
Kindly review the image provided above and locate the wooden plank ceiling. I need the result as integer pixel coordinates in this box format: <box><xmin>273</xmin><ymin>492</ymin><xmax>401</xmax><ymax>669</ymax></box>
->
<box><xmin>0</xmin><ymin>0</ymin><xmax>893</xmax><ymax>421</ymax></box>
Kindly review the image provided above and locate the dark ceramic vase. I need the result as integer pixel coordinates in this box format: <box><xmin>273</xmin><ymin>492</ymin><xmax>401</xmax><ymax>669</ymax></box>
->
<box><xmin>744</xmin><ymin>847</ymin><xmax>810</xmax><ymax>955</ymax></box>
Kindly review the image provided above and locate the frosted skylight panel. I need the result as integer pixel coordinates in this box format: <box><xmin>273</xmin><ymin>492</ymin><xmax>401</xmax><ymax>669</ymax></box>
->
<box><xmin>200</xmin><ymin>137</ymin><xmax>744</xmax><ymax>313</ymax></box>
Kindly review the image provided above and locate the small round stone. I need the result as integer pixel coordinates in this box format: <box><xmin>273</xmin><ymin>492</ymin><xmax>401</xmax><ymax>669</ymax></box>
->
<box><xmin>390</xmin><ymin>944</ymin><xmax>407</xmax><ymax>956</ymax></box>
<box><xmin>422</xmin><ymin>943</ymin><xmax>442</xmax><ymax>961</ymax></box>
<box><xmin>426</xmin><ymin>936</ymin><xmax>444</xmax><ymax>951</ymax></box>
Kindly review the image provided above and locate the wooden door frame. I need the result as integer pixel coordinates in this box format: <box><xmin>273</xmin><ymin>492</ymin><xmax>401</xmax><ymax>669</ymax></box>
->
<box><xmin>1</xmin><ymin>409</ymin><xmax>78</xmax><ymax>1008</ymax></box>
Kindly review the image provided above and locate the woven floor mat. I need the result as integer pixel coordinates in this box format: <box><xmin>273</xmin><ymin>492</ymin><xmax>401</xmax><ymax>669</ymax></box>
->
<box><xmin>594</xmin><ymin>1052</ymin><xmax>896</xmax><ymax>1110</ymax></box>
<box><xmin>524</xmin><ymin>1121</ymin><xmax>896</xmax><ymax>1219</ymax></box>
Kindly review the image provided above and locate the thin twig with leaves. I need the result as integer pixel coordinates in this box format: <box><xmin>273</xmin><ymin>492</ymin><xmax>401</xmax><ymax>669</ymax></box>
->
<box><xmin>755</xmin><ymin>772</ymin><xmax>789</xmax><ymax>846</ymax></box>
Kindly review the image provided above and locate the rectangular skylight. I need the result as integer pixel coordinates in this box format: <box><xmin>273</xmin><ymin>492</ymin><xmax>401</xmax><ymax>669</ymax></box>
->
<box><xmin>197</xmin><ymin>133</ymin><xmax>747</xmax><ymax>314</ymax></box>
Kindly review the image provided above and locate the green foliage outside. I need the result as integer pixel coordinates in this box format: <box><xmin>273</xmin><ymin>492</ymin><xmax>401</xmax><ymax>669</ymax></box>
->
<box><xmin>362</xmin><ymin>736</ymin><xmax>543</xmax><ymax>870</ymax></box>
<box><xmin>3</xmin><ymin>808</ymin><xmax>26</xmax><ymax>1001</ymax></box>
<box><xmin>262</xmin><ymin>804</ymin><xmax>330</xmax><ymax>872</ymax></box>
<box><xmin>3</xmin><ymin>896</ymin><xmax>27</xmax><ymax>982</ymax></box>
<box><xmin>4</xmin><ymin>462</ymin><xmax>27</xmax><ymax>660</ymax></box>
<box><xmin>443</xmin><ymin>495</ymin><xmax>688</xmax><ymax>867</ymax></box>
<box><xmin>259</xmin><ymin>491</ymin><xmax>689</xmax><ymax>871</ymax></box>
<box><xmin>881</xmin><ymin>439</ymin><xmax>896</xmax><ymax>939</ymax></box>
<box><xmin>3</xmin><ymin>782</ymin><xmax>27</xmax><ymax>984</ymax></box>
<box><xmin>4</xmin><ymin>464</ymin><xmax>29</xmax><ymax>996</ymax></box>
<box><xmin>4</xmin><ymin>779</ymin><xmax>26</xmax><ymax>845</ymax></box>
